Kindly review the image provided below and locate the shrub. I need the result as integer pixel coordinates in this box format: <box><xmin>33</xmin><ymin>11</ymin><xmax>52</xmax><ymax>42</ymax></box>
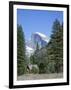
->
<box><xmin>31</xmin><ymin>66</ymin><xmax>39</xmax><ymax>74</ymax></box>
<box><xmin>39</xmin><ymin>63</ymin><xmax>47</xmax><ymax>74</ymax></box>
<box><xmin>46</xmin><ymin>62</ymin><xmax>55</xmax><ymax>73</ymax></box>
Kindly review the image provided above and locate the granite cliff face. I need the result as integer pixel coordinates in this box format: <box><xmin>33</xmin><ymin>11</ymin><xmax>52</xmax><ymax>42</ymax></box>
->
<box><xmin>25</xmin><ymin>32</ymin><xmax>49</xmax><ymax>57</ymax></box>
<box><xmin>31</xmin><ymin>32</ymin><xmax>49</xmax><ymax>49</ymax></box>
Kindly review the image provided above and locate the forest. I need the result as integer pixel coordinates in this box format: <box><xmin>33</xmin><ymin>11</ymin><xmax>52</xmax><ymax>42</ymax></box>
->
<box><xmin>17</xmin><ymin>19</ymin><xmax>63</xmax><ymax>76</ymax></box>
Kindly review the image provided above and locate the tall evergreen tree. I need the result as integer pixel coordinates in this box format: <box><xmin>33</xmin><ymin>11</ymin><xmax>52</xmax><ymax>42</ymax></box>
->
<box><xmin>35</xmin><ymin>42</ymin><xmax>39</xmax><ymax>53</ymax></box>
<box><xmin>47</xmin><ymin>19</ymin><xmax>63</xmax><ymax>73</ymax></box>
<box><xmin>17</xmin><ymin>24</ymin><xmax>26</xmax><ymax>76</ymax></box>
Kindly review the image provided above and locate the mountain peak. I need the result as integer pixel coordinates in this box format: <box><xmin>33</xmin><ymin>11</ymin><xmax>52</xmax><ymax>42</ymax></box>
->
<box><xmin>35</xmin><ymin>32</ymin><xmax>47</xmax><ymax>38</ymax></box>
<box><xmin>26</xmin><ymin>32</ymin><xmax>49</xmax><ymax>57</ymax></box>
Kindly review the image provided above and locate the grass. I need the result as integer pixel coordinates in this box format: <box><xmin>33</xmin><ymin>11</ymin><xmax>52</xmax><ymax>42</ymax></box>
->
<box><xmin>17</xmin><ymin>73</ymin><xmax>63</xmax><ymax>80</ymax></box>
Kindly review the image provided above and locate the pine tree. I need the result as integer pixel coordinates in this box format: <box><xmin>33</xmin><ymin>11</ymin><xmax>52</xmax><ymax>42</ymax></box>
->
<box><xmin>35</xmin><ymin>42</ymin><xmax>39</xmax><ymax>53</ymax></box>
<box><xmin>17</xmin><ymin>24</ymin><xmax>26</xmax><ymax>76</ymax></box>
<box><xmin>47</xmin><ymin>19</ymin><xmax>63</xmax><ymax>73</ymax></box>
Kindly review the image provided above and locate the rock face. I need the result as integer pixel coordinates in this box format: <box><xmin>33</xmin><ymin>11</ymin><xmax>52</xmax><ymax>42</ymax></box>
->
<box><xmin>31</xmin><ymin>32</ymin><xmax>49</xmax><ymax>49</ymax></box>
<box><xmin>25</xmin><ymin>32</ymin><xmax>49</xmax><ymax>57</ymax></box>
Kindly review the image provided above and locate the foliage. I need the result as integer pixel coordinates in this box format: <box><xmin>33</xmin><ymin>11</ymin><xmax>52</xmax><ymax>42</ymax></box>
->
<box><xmin>46</xmin><ymin>19</ymin><xmax>63</xmax><ymax>73</ymax></box>
<box><xmin>46</xmin><ymin>62</ymin><xmax>55</xmax><ymax>73</ymax></box>
<box><xmin>17</xmin><ymin>24</ymin><xmax>27</xmax><ymax>76</ymax></box>
<box><xmin>30</xmin><ymin>19</ymin><xmax>63</xmax><ymax>74</ymax></box>
<box><xmin>39</xmin><ymin>63</ymin><xmax>47</xmax><ymax>73</ymax></box>
<box><xmin>36</xmin><ymin>42</ymin><xmax>39</xmax><ymax>51</ymax></box>
<box><xmin>31</xmin><ymin>66</ymin><xmax>39</xmax><ymax>74</ymax></box>
<box><xmin>30</xmin><ymin>47</ymin><xmax>48</xmax><ymax>73</ymax></box>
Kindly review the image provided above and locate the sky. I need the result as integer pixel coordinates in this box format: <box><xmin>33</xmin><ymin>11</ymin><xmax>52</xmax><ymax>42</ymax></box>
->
<box><xmin>17</xmin><ymin>9</ymin><xmax>63</xmax><ymax>41</ymax></box>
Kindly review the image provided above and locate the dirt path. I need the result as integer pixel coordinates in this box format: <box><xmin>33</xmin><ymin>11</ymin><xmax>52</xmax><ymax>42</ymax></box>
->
<box><xmin>17</xmin><ymin>73</ymin><xmax>63</xmax><ymax>80</ymax></box>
